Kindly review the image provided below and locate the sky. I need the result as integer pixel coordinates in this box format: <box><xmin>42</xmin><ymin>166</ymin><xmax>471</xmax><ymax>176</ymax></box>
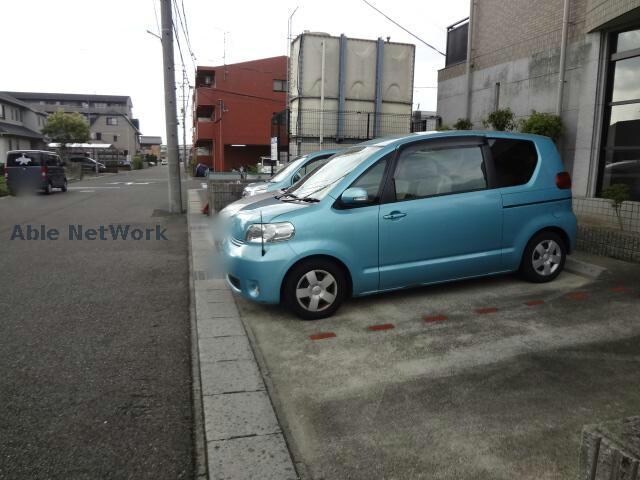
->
<box><xmin>1</xmin><ymin>0</ymin><xmax>470</xmax><ymax>142</ymax></box>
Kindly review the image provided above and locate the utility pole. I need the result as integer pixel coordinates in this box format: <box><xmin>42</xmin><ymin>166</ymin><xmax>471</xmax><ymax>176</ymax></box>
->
<box><xmin>160</xmin><ymin>0</ymin><xmax>183</xmax><ymax>213</ymax></box>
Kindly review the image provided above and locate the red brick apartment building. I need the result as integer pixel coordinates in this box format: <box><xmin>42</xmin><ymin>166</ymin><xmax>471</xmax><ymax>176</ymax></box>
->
<box><xmin>193</xmin><ymin>56</ymin><xmax>288</xmax><ymax>171</ymax></box>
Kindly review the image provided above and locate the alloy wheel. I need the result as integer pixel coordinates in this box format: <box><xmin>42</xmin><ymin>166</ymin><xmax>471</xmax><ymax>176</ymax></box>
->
<box><xmin>295</xmin><ymin>269</ymin><xmax>337</xmax><ymax>312</ymax></box>
<box><xmin>532</xmin><ymin>240</ymin><xmax>562</xmax><ymax>276</ymax></box>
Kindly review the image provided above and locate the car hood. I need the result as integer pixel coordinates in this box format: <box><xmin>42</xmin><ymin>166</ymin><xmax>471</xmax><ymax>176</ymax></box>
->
<box><xmin>225</xmin><ymin>196</ymin><xmax>312</xmax><ymax>241</ymax></box>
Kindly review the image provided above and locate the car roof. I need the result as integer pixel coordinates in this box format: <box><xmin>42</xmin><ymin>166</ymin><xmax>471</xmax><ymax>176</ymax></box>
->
<box><xmin>363</xmin><ymin>130</ymin><xmax>551</xmax><ymax>148</ymax></box>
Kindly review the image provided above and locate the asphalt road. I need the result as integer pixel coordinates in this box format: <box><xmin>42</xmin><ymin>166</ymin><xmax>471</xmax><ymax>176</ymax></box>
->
<box><xmin>0</xmin><ymin>168</ymin><xmax>194</xmax><ymax>479</ymax></box>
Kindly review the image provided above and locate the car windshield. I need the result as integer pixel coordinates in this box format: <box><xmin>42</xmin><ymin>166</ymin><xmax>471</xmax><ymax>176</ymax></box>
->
<box><xmin>286</xmin><ymin>146</ymin><xmax>382</xmax><ymax>200</ymax></box>
<box><xmin>270</xmin><ymin>156</ymin><xmax>307</xmax><ymax>183</ymax></box>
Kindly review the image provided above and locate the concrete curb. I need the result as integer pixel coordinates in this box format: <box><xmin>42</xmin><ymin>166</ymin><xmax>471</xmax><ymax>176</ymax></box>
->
<box><xmin>565</xmin><ymin>256</ymin><xmax>607</xmax><ymax>279</ymax></box>
<box><xmin>187</xmin><ymin>189</ymin><xmax>299</xmax><ymax>480</ymax></box>
<box><xmin>187</xmin><ymin>199</ymin><xmax>211</xmax><ymax>480</ymax></box>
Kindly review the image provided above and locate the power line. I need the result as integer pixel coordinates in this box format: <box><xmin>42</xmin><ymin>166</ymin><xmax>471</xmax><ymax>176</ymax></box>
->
<box><xmin>361</xmin><ymin>0</ymin><xmax>445</xmax><ymax>57</ymax></box>
<box><xmin>151</xmin><ymin>0</ymin><xmax>160</xmax><ymax>34</ymax></box>
<box><xmin>172</xmin><ymin>0</ymin><xmax>196</xmax><ymax>70</ymax></box>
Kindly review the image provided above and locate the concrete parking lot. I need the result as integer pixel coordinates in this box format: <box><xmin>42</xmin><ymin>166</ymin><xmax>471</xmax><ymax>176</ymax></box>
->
<box><xmin>232</xmin><ymin>254</ymin><xmax>640</xmax><ymax>479</ymax></box>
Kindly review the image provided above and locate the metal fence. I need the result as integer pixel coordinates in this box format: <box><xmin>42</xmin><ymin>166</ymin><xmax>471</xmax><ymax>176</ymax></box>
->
<box><xmin>289</xmin><ymin>109</ymin><xmax>412</xmax><ymax>141</ymax></box>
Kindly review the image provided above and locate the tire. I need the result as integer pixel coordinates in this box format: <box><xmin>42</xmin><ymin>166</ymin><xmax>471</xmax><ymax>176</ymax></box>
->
<box><xmin>44</xmin><ymin>182</ymin><xmax>52</xmax><ymax>195</ymax></box>
<box><xmin>520</xmin><ymin>231</ymin><xmax>566</xmax><ymax>283</ymax></box>
<box><xmin>282</xmin><ymin>258</ymin><xmax>347</xmax><ymax>320</ymax></box>
<box><xmin>61</xmin><ymin>178</ymin><xmax>68</xmax><ymax>192</ymax></box>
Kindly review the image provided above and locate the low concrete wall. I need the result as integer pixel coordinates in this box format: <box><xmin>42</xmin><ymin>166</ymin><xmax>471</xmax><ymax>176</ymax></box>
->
<box><xmin>579</xmin><ymin>417</ymin><xmax>640</xmax><ymax>480</ymax></box>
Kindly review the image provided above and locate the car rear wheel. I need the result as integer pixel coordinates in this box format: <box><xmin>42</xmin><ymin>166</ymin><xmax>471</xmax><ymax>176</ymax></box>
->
<box><xmin>283</xmin><ymin>259</ymin><xmax>346</xmax><ymax>320</ymax></box>
<box><xmin>61</xmin><ymin>179</ymin><xmax>68</xmax><ymax>192</ymax></box>
<box><xmin>520</xmin><ymin>231</ymin><xmax>566</xmax><ymax>283</ymax></box>
<box><xmin>44</xmin><ymin>182</ymin><xmax>52</xmax><ymax>195</ymax></box>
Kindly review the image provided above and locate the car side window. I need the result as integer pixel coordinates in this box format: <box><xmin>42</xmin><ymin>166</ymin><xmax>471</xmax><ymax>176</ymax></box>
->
<box><xmin>350</xmin><ymin>157</ymin><xmax>389</xmax><ymax>203</ymax></box>
<box><xmin>489</xmin><ymin>138</ymin><xmax>538</xmax><ymax>187</ymax></box>
<box><xmin>392</xmin><ymin>145</ymin><xmax>487</xmax><ymax>201</ymax></box>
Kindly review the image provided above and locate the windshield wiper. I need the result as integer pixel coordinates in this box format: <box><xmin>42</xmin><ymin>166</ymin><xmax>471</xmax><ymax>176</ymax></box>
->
<box><xmin>275</xmin><ymin>191</ymin><xmax>299</xmax><ymax>200</ymax></box>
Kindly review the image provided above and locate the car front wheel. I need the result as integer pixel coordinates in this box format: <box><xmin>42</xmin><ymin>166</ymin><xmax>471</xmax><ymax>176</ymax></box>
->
<box><xmin>520</xmin><ymin>231</ymin><xmax>566</xmax><ymax>283</ymax></box>
<box><xmin>283</xmin><ymin>259</ymin><xmax>347</xmax><ymax>320</ymax></box>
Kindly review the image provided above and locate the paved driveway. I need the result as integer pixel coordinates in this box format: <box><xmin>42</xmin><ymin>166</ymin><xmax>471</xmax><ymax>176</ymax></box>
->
<box><xmin>234</xmin><ymin>256</ymin><xmax>640</xmax><ymax>479</ymax></box>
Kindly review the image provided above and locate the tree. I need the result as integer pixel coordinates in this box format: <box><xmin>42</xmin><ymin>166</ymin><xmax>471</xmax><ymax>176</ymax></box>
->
<box><xmin>601</xmin><ymin>184</ymin><xmax>631</xmax><ymax>231</ymax></box>
<box><xmin>453</xmin><ymin>118</ymin><xmax>473</xmax><ymax>130</ymax></box>
<box><xmin>41</xmin><ymin>111</ymin><xmax>90</xmax><ymax>160</ymax></box>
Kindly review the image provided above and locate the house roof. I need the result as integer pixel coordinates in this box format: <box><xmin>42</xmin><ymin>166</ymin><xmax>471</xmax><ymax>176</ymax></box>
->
<box><xmin>5</xmin><ymin>91</ymin><xmax>131</xmax><ymax>104</ymax></box>
<box><xmin>0</xmin><ymin>92</ymin><xmax>48</xmax><ymax>115</ymax></box>
<box><xmin>140</xmin><ymin>136</ymin><xmax>162</xmax><ymax>145</ymax></box>
<box><xmin>0</xmin><ymin>121</ymin><xmax>44</xmax><ymax>139</ymax></box>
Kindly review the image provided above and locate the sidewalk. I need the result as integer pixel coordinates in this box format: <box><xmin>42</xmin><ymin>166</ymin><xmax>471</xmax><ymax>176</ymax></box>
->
<box><xmin>187</xmin><ymin>188</ymin><xmax>298</xmax><ymax>480</ymax></box>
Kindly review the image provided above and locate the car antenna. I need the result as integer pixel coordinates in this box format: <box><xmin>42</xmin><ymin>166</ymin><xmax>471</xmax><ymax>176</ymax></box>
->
<box><xmin>260</xmin><ymin>210</ymin><xmax>266</xmax><ymax>257</ymax></box>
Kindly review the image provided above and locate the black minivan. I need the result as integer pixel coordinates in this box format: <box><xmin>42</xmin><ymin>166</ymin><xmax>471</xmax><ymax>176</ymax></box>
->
<box><xmin>5</xmin><ymin>150</ymin><xmax>68</xmax><ymax>194</ymax></box>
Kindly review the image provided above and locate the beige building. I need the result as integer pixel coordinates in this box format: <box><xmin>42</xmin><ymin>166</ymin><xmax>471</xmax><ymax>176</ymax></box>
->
<box><xmin>437</xmin><ymin>0</ymin><xmax>640</xmax><ymax>206</ymax></box>
<box><xmin>6</xmin><ymin>92</ymin><xmax>141</xmax><ymax>159</ymax></box>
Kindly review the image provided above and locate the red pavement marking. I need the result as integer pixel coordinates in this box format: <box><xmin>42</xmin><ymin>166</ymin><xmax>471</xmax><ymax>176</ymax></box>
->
<box><xmin>367</xmin><ymin>323</ymin><xmax>395</xmax><ymax>331</ymax></box>
<box><xmin>567</xmin><ymin>292</ymin><xmax>589</xmax><ymax>300</ymax></box>
<box><xmin>309</xmin><ymin>332</ymin><xmax>336</xmax><ymax>341</ymax></box>
<box><xmin>610</xmin><ymin>286</ymin><xmax>630</xmax><ymax>293</ymax></box>
<box><xmin>423</xmin><ymin>314</ymin><xmax>448</xmax><ymax>323</ymax></box>
<box><xmin>525</xmin><ymin>300</ymin><xmax>545</xmax><ymax>306</ymax></box>
<box><xmin>475</xmin><ymin>307</ymin><xmax>498</xmax><ymax>314</ymax></box>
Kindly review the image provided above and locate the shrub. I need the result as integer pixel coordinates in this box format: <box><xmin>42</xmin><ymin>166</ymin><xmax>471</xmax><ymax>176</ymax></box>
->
<box><xmin>453</xmin><ymin>118</ymin><xmax>473</xmax><ymax>130</ymax></box>
<box><xmin>0</xmin><ymin>176</ymin><xmax>9</xmax><ymax>197</ymax></box>
<box><xmin>132</xmin><ymin>154</ymin><xmax>144</xmax><ymax>170</ymax></box>
<box><xmin>519</xmin><ymin>111</ymin><xmax>564</xmax><ymax>142</ymax></box>
<box><xmin>436</xmin><ymin>124</ymin><xmax>452</xmax><ymax>131</ymax></box>
<box><xmin>601</xmin><ymin>184</ymin><xmax>631</xmax><ymax>231</ymax></box>
<box><xmin>482</xmin><ymin>108</ymin><xmax>515</xmax><ymax>131</ymax></box>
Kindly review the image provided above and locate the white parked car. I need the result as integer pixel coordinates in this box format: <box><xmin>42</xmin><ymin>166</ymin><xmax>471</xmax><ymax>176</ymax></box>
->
<box><xmin>161</xmin><ymin>159</ymin><xmax>168</xmax><ymax>166</ymax></box>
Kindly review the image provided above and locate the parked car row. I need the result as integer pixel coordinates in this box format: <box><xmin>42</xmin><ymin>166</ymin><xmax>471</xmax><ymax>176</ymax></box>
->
<box><xmin>69</xmin><ymin>156</ymin><xmax>106</xmax><ymax>173</ymax></box>
<box><xmin>217</xmin><ymin>131</ymin><xmax>578</xmax><ymax>320</ymax></box>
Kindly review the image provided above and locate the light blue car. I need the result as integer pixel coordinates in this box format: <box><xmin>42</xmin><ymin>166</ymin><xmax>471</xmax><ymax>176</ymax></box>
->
<box><xmin>242</xmin><ymin>149</ymin><xmax>341</xmax><ymax>197</ymax></box>
<box><xmin>221</xmin><ymin>131</ymin><xmax>577</xmax><ymax>319</ymax></box>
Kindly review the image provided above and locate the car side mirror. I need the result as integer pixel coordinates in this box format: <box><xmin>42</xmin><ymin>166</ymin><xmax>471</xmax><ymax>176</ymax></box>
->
<box><xmin>341</xmin><ymin>187</ymin><xmax>369</xmax><ymax>205</ymax></box>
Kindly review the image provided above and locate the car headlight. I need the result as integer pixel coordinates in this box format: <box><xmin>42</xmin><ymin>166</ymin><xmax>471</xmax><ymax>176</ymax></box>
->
<box><xmin>245</xmin><ymin>222</ymin><xmax>295</xmax><ymax>243</ymax></box>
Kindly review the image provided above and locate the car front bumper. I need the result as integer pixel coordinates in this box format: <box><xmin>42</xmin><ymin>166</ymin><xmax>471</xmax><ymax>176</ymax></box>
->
<box><xmin>221</xmin><ymin>236</ymin><xmax>296</xmax><ymax>304</ymax></box>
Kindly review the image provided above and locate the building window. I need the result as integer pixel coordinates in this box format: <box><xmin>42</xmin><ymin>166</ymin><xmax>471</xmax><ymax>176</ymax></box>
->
<box><xmin>94</xmin><ymin>102</ymin><xmax>107</xmax><ymax>109</ymax></box>
<box><xmin>113</xmin><ymin>135</ymin><xmax>118</xmax><ymax>142</ymax></box>
<box><xmin>445</xmin><ymin>18</ymin><xmax>469</xmax><ymax>67</ymax></box>
<box><xmin>273</xmin><ymin>79</ymin><xmax>287</xmax><ymax>92</ymax></box>
<box><xmin>106</xmin><ymin>117</ymin><xmax>118</xmax><ymax>126</ymax></box>
<box><xmin>598</xmin><ymin>27</ymin><xmax>640</xmax><ymax>201</ymax></box>
<box><xmin>0</xmin><ymin>105</ymin><xmax>4</xmax><ymax>120</ymax></box>
<box><xmin>95</xmin><ymin>132</ymin><xmax>102</xmax><ymax>141</ymax></box>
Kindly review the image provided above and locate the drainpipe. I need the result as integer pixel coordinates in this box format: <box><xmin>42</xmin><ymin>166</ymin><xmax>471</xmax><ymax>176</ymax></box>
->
<box><xmin>464</xmin><ymin>0</ymin><xmax>475</xmax><ymax>121</ymax></box>
<box><xmin>319</xmin><ymin>39</ymin><xmax>326</xmax><ymax>148</ymax></box>
<box><xmin>373</xmin><ymin>37</ymin><xmax>384</xmax><ymax>137</ymax></box>
<box><xmin>556</xmin><ymin>0</ymin><xmax>571</xmax><ymax>115</ymax></box>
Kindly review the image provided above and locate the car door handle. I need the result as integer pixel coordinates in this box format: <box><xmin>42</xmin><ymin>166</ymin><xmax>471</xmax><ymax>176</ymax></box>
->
<box><xmin>383</xmin><ymin>211</ymin><xmax>407</xmax><ymax>220</ymax></box>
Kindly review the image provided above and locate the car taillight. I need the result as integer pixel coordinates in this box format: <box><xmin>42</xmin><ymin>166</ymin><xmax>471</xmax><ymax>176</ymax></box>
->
<box><xmin>556</xmin><ymin>172</ymin><xmax>571</xmax><ymax>190</ymax></box>
<box><xmin>40</xmin><ymin>165</ymin><xmax>48</xmax><ymax>178</ymax></box>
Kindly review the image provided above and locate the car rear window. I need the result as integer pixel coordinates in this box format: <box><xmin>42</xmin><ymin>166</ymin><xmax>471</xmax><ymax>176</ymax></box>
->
<box><xmin>7</xmin><ymin>152</ymin><xmax>41</xmax><ymax>167</ymax></box>
<box><xmin>489</xmin><ymin>138</ymin><xmax>538</xmax><ymax>187</ymax></box>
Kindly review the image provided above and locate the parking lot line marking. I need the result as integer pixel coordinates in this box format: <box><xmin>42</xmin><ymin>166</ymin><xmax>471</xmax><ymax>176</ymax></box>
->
<box><xmin>367</xmin><ymin>323</ymin><xmax>395</xmax><ymax>331</ymax></box>
<box><xmin>475</xmin><ymin>307</ymin><xmax>498</xmax><ymax>315</ymax></box>
<box><xmin>567</xmin><ymin>292</ymin><xmax>589</xmax><ymax>300</ymax></box>
<box><xmin>309</xmin><ymin>332</ymin><xmax>336</xmax><ymax>341</ymax></box>
<box><xmin>525</xmin><ymin>300</ymin><xmax>545</xmax><ymax>306</ymax></box>
<box><xmin>609</xmin><ymin>286</ymin><xmax>630</xmax><ymax>293</ymax></box>
<box><xmin>423</xmin><ymin>314</ymin><xmax>448</xmax><ymax>323</ymax></box>
<box><xmin>475</xmin><ymin>307</ymin><xmax>498</xmax><ymax>314</ymax></box>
